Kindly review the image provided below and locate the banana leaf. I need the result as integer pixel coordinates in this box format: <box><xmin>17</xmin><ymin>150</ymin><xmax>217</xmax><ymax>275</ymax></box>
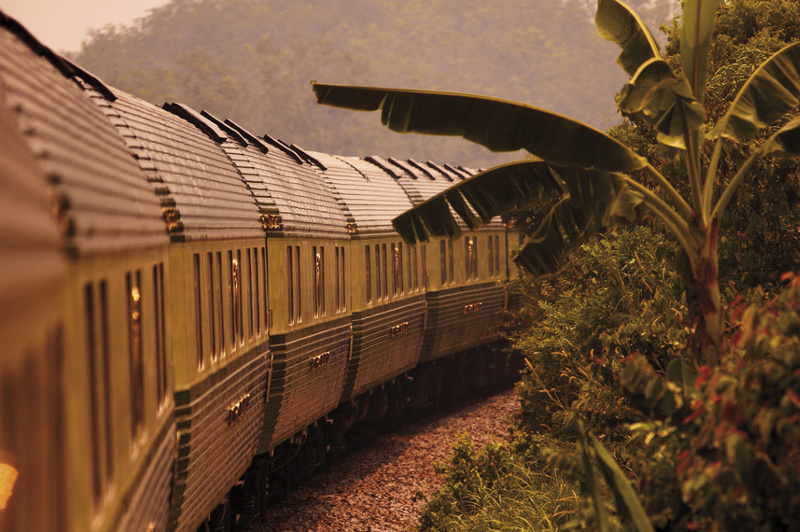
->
<box><xmin>595</xmin><ymin>0</ymin><xmax>661</xmax><ymax>76</ymax></box>
<box><xmin>616</xmin><ymin>58</ymin><xmax>705</xmax><ymax>149</ymax></box>
<box><xmin>711</xmin><ymin>42</ymin><xmax>800</xmax><ymax>141</ymax></box>
<box><xmin>761</xmin><ymin>116</ymin><xmax>800</xmax><ymax>158</ymax></box>
<box><xmin>391</xmin><ymin>159</ymin><xmax>567</xmax><ymax>243</ymax></box>
<box><xmin>681</xmin><ymin>0</ymin><xmax>720</xmax><ymax>103</ymax></box>
<box><xmin>312</xmin><ymin>83</ymin><xmax>646</xmax><ymax>172</ymax></box>
<box><xmin>515</xmin><ymin>169</ymin><xmax>644</xmax><ymax>275</ymax></box>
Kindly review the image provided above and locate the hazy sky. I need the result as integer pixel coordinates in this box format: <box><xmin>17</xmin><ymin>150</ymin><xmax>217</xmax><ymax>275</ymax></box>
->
<box><xmin>0</xmin><ymin>0</ymin><xmax>168</xmax><ymax>52</ymax></box>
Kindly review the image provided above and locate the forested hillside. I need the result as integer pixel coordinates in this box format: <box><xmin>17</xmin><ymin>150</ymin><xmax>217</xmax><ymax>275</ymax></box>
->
<box><xmin>72</xmin><ymin>0</ymin><xmax>675</xmax><ymax>167</ymax></box>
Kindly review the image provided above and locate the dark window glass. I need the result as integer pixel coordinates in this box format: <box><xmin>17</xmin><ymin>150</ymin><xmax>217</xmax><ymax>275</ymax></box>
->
<box><xmin>391</xmin><ymin>243</ymin><xmax>397</xmax><ymax>296</ymax></box>
<box><xmin>494</xmin><ymin>236</ymin><xmax>500</xmax><ymax>276</ymax></box>
<box><xmin>382</xmin><ymin>244</ymin><xmax>388</xmax><ymax>298</ymax></box>
<box><xmin>99</xmin><ymin>281</ymin><xmax>113</xmax><ymax>484</ymax></box>
<box><xmin>421</xmin><ymin>245</ymin><xmax>428</xmax><ymax>289</ymax></box>
<box><xmin>448</xmin><ymin>240</ymin><xmax>454</xmax><ymax>283</ymax></box>
<box><xmin>440</xmin><ymin>240</ymin><xmax>447</xmax><ymax>285</ymax></box>
<box><xmin>287</xmin><ymin>246</ymin><xmax>294</xmax><ymax>324</ymax></box>
<box><xmin>398</xmin><ymin>243</ymin><xmax>404</xmax><ymax>294</ymax></box>
<box><xmin>375</xmin><ymin>244</ymin><xmax>381</xmax><ymax>299</ymax></box>
<box><xmin>365</xmin><ymin>245</ymin><xmax>372</xmax><ymax>303</ymax></box>
<box><xmin>217</xmin><ymin>252</ymin><xmax>225</xmax><ymax>353</ymax></box>
<box><xmin>472</xmin><ymin>236</ymin><xmax>478</xmax><ymax>279</ymax></box>
<box><xmin>295</xmin><ymin>246</ymin><xmax>301</xmax><ymax>321</ymax></box>
<box><xmin>488</xmin><ymin>236</ymin><xmax>494</xmax><ymax>276</ymax></box>
<box><xmin>84</xmin><ymin>283</ymin><xmax>102</xmax><ymax>505</ymax></box>
<box><xmin>127</xmin><ymin>270</ymin><xmax>144</xmax><ymax>441</ymax></box>
<box><xmin>207</xmin><ymin>253</ymin><xmax>216</xmax><ymax>360</ymax></box>
<box><xmin>247</xmin><ymin>248</ymin><xmax>254</xmax><ymax>339</ymax></box>
<box><xmin>253</xmin><ymin>247</ymin><xmax>261</xmax><ymax>335</ymax></box>
<box><xmin>193</xmin><ymin>256</ymin><xmax>203</xmax><ymax>367</ymax></box>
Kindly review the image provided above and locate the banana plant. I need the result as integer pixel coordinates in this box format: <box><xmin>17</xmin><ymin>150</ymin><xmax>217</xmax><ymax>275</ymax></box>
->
<box><xmin>312</xmin><ymin>0</ymin><xmax>800</xmax><ymax>366</ymax></box>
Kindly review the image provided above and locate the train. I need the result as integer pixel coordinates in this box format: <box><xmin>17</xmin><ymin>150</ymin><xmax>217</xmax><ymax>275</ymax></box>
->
<box><xmin>0</xmin><ymin>11</ymin><xmax>520</xmax><ymax>532</ymax></box>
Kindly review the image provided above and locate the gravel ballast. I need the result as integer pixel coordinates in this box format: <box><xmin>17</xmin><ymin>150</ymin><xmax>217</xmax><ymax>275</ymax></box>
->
<box><xmin>251</xmin><ymin>388</ymin><xmax>520</xmax><ymax>531</ymax></box>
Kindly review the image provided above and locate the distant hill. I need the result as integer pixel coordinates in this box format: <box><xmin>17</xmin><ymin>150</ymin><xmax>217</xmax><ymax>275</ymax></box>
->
<box><xmin>72</xmin><ymin>0</ymin><xmax>676</xmax><ymax>167</ymax></box>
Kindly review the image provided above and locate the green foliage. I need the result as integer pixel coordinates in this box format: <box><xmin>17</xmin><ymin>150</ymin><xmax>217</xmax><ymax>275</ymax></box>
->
<box><xmin>419</xmin><ymin>433</ymin><xmax>576</xmax><ymax>531</ymax></box>
<box><xmin>507</xmin><ymin>225</ymin><xmax>687</xmax><ymax>437</ymax></box>
<box><xmin>621</xmin><ymin>273</ymin><xmax>800</xmax><ymax>530</ymax></box>
<box><xmin>658</xmin><ymin>0</ymin><xmax>800</xmax><ymax>294</ymax></box>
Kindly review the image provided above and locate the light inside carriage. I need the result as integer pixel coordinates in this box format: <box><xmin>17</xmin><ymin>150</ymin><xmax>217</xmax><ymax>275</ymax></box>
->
<box><xmin>0</xmin><ymin>462</ymin><xmax>18</xmax><ymax>510</ymax></box>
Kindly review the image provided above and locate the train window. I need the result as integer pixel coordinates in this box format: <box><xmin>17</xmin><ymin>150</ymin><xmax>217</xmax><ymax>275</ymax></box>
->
<box><xmin>127</xmin><ymin>270</ymin><xmax>144</xmax><ymax>442</ymax></box>
<box><xmin>440</xmin><ymin>240</ymin><xmax>447</xmax><ymax>285</ymax></box>
<box><xmin>261</xmin><ymin>247</ymin><xmax>268</xmax><ymax>331</ymax></box>
<box><xmin>336</xmin><ymin>247</ymin><xmax>343</xmax><ymax>311</ymax></box>
<box><xmin>287</xmin><ymin>247</ymin><xmax>294</xmax><ymax>323</ymax></box>
<box><xmin>494</xmin><ymin>236</ymin><xmax>501</xmax><ymax>277</ymax></box>
<box><xmin>391</xmin><ymin>244</ymin><xmax>397</xmax><ymax>296</ymax></box>
<box><xmin>84</xmin><ymin>283</ymin><xmax>103</xmax><ymax>506</ymax></box>
<box><xmin>295</xmin><ymin>246</ymin><xmax>301</xmax><ymax>321</ymax></box>
<box><xmin>236</xmin><ymin>250</ymin><xmax>244</xmax><ymax>344</ymax></box>
<box><xmin>247</xmin><ymin>248</ymin><xmax>254</xmax><ymax>339</ymax></box>
<box><xmin>465</xmin><ymin>237</ymin><xmax>471</xmax><ymax>278</ymax></box>
<box><xmin>365</xmin><ymin>245</ymin><xmax>371</xmax><ymax>303</ymax></box>
<box><xmin>472</xmin><ymin>236</ymin><xmax>478</xmax><ymax>279</ymax></box>
<box><xmin>313</xmin><ymin>246</ymin><xmax>324</xmax><ymax>317</ymax></box>
<box><xmin>335</xmin><ymin>247</ymin><xmax>340</xmax><ymax>310</ymax></box>
<box><xmin>374</xmin><ymin>244</ymin><xmax>381</xmax><ymax>300</ymax></box>
<box><xmin>193</xmin><ymin>255</ymin><xmax>204</xmax><ymax>369</ymax></box>
<box><xmin>288</xmin><ymin>246</ymin><xmax>301</xmax><ymax>323</ymax></box>
<box><xmin>421</xmin><ymin>245</ymin><xmax>428</xmax><ymax>289</ymax></box>
<box><xmin>407</xmin><ymin>245</ymin><xmax>412</xmax><ymax>291</ymax></box>
<box><xmin>207</xmin><ymin>253</ymin><xmax>217</xmax><ymax>361</ymax></box>
<box><xmin>99</xmin><ymin>280</ymin><xmax>113</xmax><ymax>485</ymax></box>
<box><xmin>229</xmin><ymin>252</ymin><xmax>238</xmax><ymax>348</ymax></box>
<box><xmin>382</xmin><ymin>244</ymin><xmax>388</xmax><ymax>298</ymax></box>
<box><xmin>253</xmin><ymin>247</ymin><xmax>261</xmax><ymax>337</ymax></box>
<box><xmin>153</xmin><ymin>264</ymin><xmax>167</xmax><ymax>403</ymax></box>
<box><xmin>321</xmin><ymin>248</ymin><xmax>326</xmax><ymax>315</ymax></box>
<box><xmin>448</xmin><ymin>240</ymin><xmax>454</xmax><ymax>283</ymax></box>
<box><xmin>488</xmin><ymin>236</ymin><xmax>495</xmax><ymax>276</ymax></box>
<box><xmin>398</xmin><ymin>243</ymin><xmax>404</xmax><ymax>294</ymax></box>
<box><xmin>339</xmin><ymin>246</ymin><xmax>346</xmax><ymax>311</ymax></box>
<box><xmin>412</xmin><ymin>245</ymin><xmax>418</xmax><ymax>290</ymax></box>
<box><xmin>190</xmin><ymin>256</ymin><xmax>202</xmax><ymax>367</ymax></box>
<box><xmin>217</xmin><ymin>252</ymin><xmax>225</xmax><ymax>354</ymax></box>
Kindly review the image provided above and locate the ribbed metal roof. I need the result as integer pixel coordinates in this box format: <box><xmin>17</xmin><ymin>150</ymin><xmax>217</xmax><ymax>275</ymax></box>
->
<box><xmin>93</xmin><ymin>91</ymin><xmax>264</xmax><ymax>242</ymax></box>
<box><xmin>389</xmin><ymin>159</ymin><xmax>504</xmax><ymax>231</ymax></box>
<box><xmin>0</xmin><ymin>22</ymin><xmax>168</xmax><ymax>255</ymax></box>
<box><xmin>307</xmin><ymin>152</ymin><xmax>413</xmax><ymax>237</ymax></box>
<box><xmin>213</xmin><ymin>126</ymin><xmax>349</xmax><ymax>239</ymax></box>
<box><xmin>391</xmin><ymin>158</ymin><xmax>461</xmax><ymax>204</ymax></box>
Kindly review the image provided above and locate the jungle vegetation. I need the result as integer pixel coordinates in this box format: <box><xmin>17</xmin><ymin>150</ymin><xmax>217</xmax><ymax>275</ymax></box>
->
<box><xmin>312</xmin><ymin>0</ymin><xmax>800</xmax><ymax>529</ymax></box>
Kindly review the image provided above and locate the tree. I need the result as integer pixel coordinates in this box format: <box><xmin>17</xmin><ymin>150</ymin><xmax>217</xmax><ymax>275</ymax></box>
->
<box><xmin>312</xmin><ymin>0</ymin><xmax>800</xmax><ymax>367</ymax></box>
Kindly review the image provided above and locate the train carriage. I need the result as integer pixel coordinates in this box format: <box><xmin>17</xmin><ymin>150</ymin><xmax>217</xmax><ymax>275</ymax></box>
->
<box><xmin>384</xmin><ymin>159</ymin><xmax>510</xmax><ymax>365</ymax></box>
<box><xmin>308</xmin><ymin>152</ymin><xmax>429</xmax><ymax>406</ymax></box>
<box><xmin>191</xmin><ymin>126</ymin><xmax>355</xmax><ymax>457</ymax></box>
<box><xmin>0</xmin><ymin>18</ymin><xmax>174</xmax><ymax>532</ymax></box>
<box><xmin>75</xmin><ymin>89</ymin><xmax>271</xmax><ymax>531</ymax></box>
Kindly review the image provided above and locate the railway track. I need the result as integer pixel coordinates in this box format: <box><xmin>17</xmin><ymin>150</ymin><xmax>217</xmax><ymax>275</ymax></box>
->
<box><xmin>251</xmin><ymin>387</ymin><xmax>520</xmax><ymax>531</ymax></box>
